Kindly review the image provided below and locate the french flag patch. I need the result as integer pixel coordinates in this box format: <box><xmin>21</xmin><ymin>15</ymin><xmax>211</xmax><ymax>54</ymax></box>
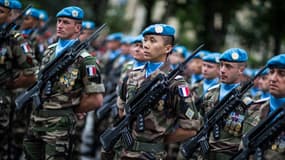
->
<box><xmin>20</xmin><ymin>42</ymin><xmax>32</xmax><ymax>53</ymax></box>
<box><xmin>86</xmin><ymin>65</ymin><xmax>96</xmax><ymax>76</ymax></box>
<box><xmin>178</xmin><ymin>85</ymin><xmax>190</xmax><ymax>97</ymax></box>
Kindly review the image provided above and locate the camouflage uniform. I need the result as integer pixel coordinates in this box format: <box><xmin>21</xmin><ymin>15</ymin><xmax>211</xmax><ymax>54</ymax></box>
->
<box><xmin>0</xmin><ymin>31</ymin><xmax>36</xmax><ymax>159</ymax></box>
<box><xmin>114</xmin><ymin>62</ymin><xmax>202</xmax><ymax>160</ymax></box>
<box><xmin>200</xmin><ymin>84</ymin><xmax>251</xmax><ymax>160</ymax></box>
<box><xmin>242</xmin><ymin>99</ymin><xmax>285</xmax><ymax>160</ymax></box>
<box><xmin>23</xmin><ymin>43</ymin><xmax>105</xmax><ymax>160</ymax></box>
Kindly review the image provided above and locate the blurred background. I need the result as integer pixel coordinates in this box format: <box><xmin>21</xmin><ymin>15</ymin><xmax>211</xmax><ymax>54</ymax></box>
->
<box><xmin>23</xmin><ymin>0</ymin><xmax>285</xmax><ymax>67</ymax></box>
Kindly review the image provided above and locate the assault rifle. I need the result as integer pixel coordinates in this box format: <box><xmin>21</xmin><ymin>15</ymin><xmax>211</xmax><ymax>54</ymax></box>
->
<box><xmin>231</xmin><ymin>105</ymin><xmax>285</xmax><ymax>160</ymax></box>
<box><xmin>180</xmin><ymin>66</ymin><xmax>267</xmax><ymax>159</ymax></box>
<box><xmin>15</xmin><ymin>24</ymin><xmax>107</xmax><ymax>110</ymax></box>
<box><xmin>99</xmin><ymin>44</ymin><xmax>204</xmax><ymax>152</ymax></box>
<box><xmin>0</xmin><ymin>4</ymin><xmax>32</xmax><ymax>40</ymax></box>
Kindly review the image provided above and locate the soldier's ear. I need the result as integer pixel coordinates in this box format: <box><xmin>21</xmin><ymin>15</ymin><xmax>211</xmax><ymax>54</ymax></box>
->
<box><xmin>164</xmin><ymin>44</ymin><xmax>173</xmax><ymax>55</ymax></box>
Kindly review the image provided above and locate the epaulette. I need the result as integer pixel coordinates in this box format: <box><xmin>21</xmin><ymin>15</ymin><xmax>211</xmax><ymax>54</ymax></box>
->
<box><xmin>174</xmin><ymin>75</ymin><xmax>184</xmax><ymax>80</ymax></box>
<box><xmin>48</xmin><ymin>43</ymin><xmax>57</xmax><ymax>49</ymax></box>
<box><xmin>253</xmin><ymin>97</ymin><xmax>270</xmax><ymax>104</ymax></box>
<box><xmin>207</xmin><ymin>84</ymin><xmax>220</xmax><ymax>91</ymax></box>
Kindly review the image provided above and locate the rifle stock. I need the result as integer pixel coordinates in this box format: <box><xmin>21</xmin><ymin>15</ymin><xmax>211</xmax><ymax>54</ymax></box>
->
<box><xmin>180</xmin><ymin>66</ymin><xmax>267</xmax><ymax>159</ymax></box>
<box><xmin>99</xmin><ymin>44</ymin><xmax>205</xmax><ymax>152</ymax></box>
<box><xmin>15</xmin><ymin>24</ymin><xmax>107</xmax><ymax>110</ymax></box>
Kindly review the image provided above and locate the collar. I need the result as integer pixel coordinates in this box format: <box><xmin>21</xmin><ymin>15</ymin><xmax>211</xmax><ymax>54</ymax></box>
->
<box><xmin>191</xmin><ymin>74</ymin><xmax>203</xmax><ymax>85</ymax></box>
<box><xmin>269</xmin><ymin>95</ymin><xmax>285</xmax><ymax>113</ymax></box>
<box><xmin>134</xmin><ymin>60</ymin><xmax>146</xmax><ymax>68</ymax></box>
<box><xmin>219</xmin><ymin>83</ymin><xmax>240</xmax><ymax>101</ymax></box>
<box><xmin>145</xmin><ymin>61</ymin><xmax>164</xmax><ymax>77</ymax></box>
<box><xmin>55</xmin><ymin>38</ymin><xmax>78</xmax><ymax>58</ymax></box>
<box><xmin>203</xmin><ymin>78</ymin><xmax>219</xmax><ymax>94</ymax></box>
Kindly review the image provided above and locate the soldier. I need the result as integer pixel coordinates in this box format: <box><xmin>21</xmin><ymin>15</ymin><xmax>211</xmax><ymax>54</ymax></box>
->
<box><xmin>23</xmin><ymin>6</ymin><xmax>104</xmax><ymax>160</ymax></box>
<box><xmin>193</xmin><ymin>53</ymin><xmax>220</xmax><ymax>107</ymax></box>
<box><xmin>200</xmin><ymin>48</ymin><xmax>251</xmax><ymax>160</ymax></box>
<box><xmin>109</xmin><ymin>24</ymin><xmax>202</xmax><ymax>160</ymax></box>
<box><xmin>168</xmin><ymin>45</ymin><xmax>189</xmax><ymax>69</ymax></box>
<box><xmin>242</xmin><ymin>54</ymin><xmax>285</xmax><ymax>160</ymax></box>
<box><xmin>253</xmin><ymin>68</ymin><xmax>270</xmax><ymax>100</ymax></box>
<box><xmin>0</xmin><ymin>0</ymin><xmax>37</xmax><ymax>159</ymax></box>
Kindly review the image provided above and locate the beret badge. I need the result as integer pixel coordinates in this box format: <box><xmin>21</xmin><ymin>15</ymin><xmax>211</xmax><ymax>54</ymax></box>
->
<box><xmin>72</xmin><ymin>10</ymin><xmax>78</xmax><ymax>18</ymax></box>
<box><xmin>231</xmin><ymin>52</ymin><xmax>239</xmax><ymax>60</ymax></box>
<box><xmin>155</xmin><ymin>25</ymin><xmax>163</xmax><ymax>33</ymax></box>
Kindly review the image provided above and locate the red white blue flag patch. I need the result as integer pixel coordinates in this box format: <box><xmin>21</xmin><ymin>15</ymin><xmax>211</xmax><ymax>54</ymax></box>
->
<box><xmin>86</xmin><ymin>65</ymin><xmax>96</xmax><ymax>76</ymax></box>
<box><xmin>20</xmin><ymin>42</ymin><xmax>32</xmax><ymax>53</ymax></box>
<box><xmin>178</xmin><ymin>85</ymin><xmax>190</xmax><ymax>97</ymax></box>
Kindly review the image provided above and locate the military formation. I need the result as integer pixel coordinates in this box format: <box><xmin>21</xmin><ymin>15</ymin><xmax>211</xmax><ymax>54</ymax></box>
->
<box><xmin>1</xmin><ymin>0</ymin><xmax>285</xmax><ymax>160</ymax></box>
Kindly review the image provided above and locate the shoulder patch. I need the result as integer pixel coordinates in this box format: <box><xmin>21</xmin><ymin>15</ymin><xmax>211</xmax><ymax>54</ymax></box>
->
<box><xmin>178</xmin><ymin>85</ymin><xmax>191</xmax><ymax>97</ymax></box>
<box><xmin>207</xmin><ymin>84</ymin><xmax>220</xmax><ymax>91</ymax></box>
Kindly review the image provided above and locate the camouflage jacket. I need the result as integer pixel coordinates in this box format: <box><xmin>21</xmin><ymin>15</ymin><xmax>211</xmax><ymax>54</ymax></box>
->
<box><xmin>242</xmin><ymin>99</ymin><xmax>285</xmax><ymax>159</ymax></box>
<box><xmin>118</xmin><ymin>62</ymin><xmax>202</xmax><ymax>159</ymax></box>
<box><xmin>0</xmin><ymin>31</ymin><xmax>36</xmax><ymax>87</ymax></box>
<box><xmin>38</xmin><ymin>43</ymin><xmax>105</xmax><ymax>110</ymax></box>
<box><xmin>201</xmin><ymin>83</ymin><xmax>252</xmax><ymax>155</ymax></box>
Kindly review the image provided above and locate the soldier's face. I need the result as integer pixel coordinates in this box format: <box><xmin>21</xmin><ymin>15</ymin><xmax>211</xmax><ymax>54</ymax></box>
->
<box><xmin>79</xmin><ymin>29</ymin><xmax>92</xmax><ymax>41</ymax></box>
<box><xmin>202</xmin><ymin>61</ymin><xmax>219</xmax><ymax>79</ymax></box>
<box><xmin>56</xmin><ymin>17</ymin><xmax>81</xmax><ymax>39</ymax></box>
<box><xmin>130</xmin><ymin>42</ymin><xmax>145</xmax><ymax>61</ymax></box>
<box><xmin>20</xmin><ymin>16</ymin><xmax>38</xmax><ymax>30</ymax></box>
<box><xmin>220</xmin><ymin>61</ymin><xmax>244</xmax><ymax>84</ymax></box>
<box><xmin>258</xmin><ymin>74</ymin><xmax>269</xmax><ymax>92</ymax></box>
<box><xmin>0</xmin><ymin>6</ymin><xmax>10</xmax><ymax>24</ymax></box>
<box><xmin>188</xmin><ymin>59</ymin><xmax>202</xmax><ymax>74</ymax></box>
<box><xmin>168</xmin><ymin>52</ymin><xmax>184</xmax><ymax>64</ymax></box>
<box><xmin>143</xmin><ymin>35</ymin><xmax>171</xmax><ymax>62</ymax></box>
<box><xmin>269</xmin><ymin>68</ymin><xmax>285</xmax><ymax>98</ymax></box>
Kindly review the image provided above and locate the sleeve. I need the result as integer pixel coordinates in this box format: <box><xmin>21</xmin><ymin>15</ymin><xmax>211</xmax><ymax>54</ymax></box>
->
<box><xmin>170</xmin><ymin>77</ymin><xmax>203</xmax><ymax>131</ymax></box>
<box><xmin>11</xmin><ymin>32</ymin><xmax>38</xmax><ymax>75</ymax></box>
<box><xmin>81</xmin><ymin>53</ymin><xmax>105</xmax><ymax>94</ymax></box>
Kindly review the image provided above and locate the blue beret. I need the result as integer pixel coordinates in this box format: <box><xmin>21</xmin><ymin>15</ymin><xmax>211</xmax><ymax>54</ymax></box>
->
<box><xmin>173</xmin><ymin>45</ymin><xmax>188</xmax><ymax>58</ymax></box>
<box><xmin>142</xmin><ymin>24</ymin><xmax>175</xmax><ymax>37</ymax></box>
<box><xmin>82</xmin><ymin>21</ymin><xmax>95</xmax><ymax>30</ymax></box>
<box><xmin>130</xmin><ymin>35</ymin><xmax>143</xmax><ymax>44</ymax></box>
<box><xmin>121</xmin><ymin>36</ymin><xmax>134</xmax><ymax>44</ymax></box>
<box><xmin>106</xmin><ymin>32</ymin><xmax>123</xmax><ymax>41</ymax></box>
<box><xmin>259</xmin><ymin>68</ymin><xmax>269</xmax><ymax>76</ymax></box>
<box><xmin>194</xmin><ymin>50</ymin><xmax>210</xmax><ymax>59</ymax></box>
<box><xmin>25</xmin><ymin>8</ymin><xmax>40</xmax><ymax>19</ymax></box>
<box><xmin>267</xmin><ymin>54</ymin><xmax>285</xmax><ymax>69</ymax></box>
<box><xmin>38</xmin><ymin>9</ymin><xmax>48</xmax><ymax>22</ymax></box>
<box><xmin>10</xmin><ymin>0</ymin><xmax>21</xmax><ymax>9</ymax></box>
<box><xmin>56</xmin><ymin>6</ymin><xmax>84</xmax><ymax>20</ymax></box>
<box><xmin>0</xmin><ymin>0</ymin><xmax>12</xmax><ymax>8</ymax></box>
<box><xmin>220</xmin><ymin>48</ymin><xmax>248</xmax><ymax>62</ymax></box>
<box><xmin>203</xmin><ymin>53</ymin><xmax>220</xmax><ymax>64</ymax></box>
